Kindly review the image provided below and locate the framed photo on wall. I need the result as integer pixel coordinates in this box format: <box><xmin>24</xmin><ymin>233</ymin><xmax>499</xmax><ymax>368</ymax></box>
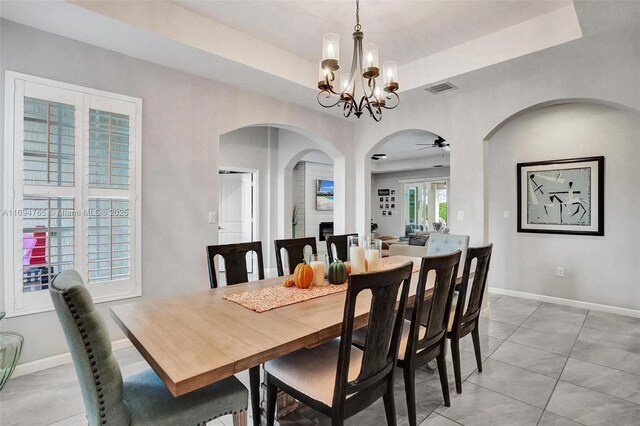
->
<box><xmin>517</xmin><ymin>156</ymin><xmax>604</xmax><ymax>236</ymax></box>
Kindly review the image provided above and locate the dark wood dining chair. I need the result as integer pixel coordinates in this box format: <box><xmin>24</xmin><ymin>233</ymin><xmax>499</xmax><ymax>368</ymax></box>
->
<box><xmin>274</xmin><ymin>237</ymin><xmax>317</xmax><ymax>276</ymax></box>
<box><xmin>353</xmin><ymin>251</ymin><xmax>461</xmax><ymax>425</ymax></box>
<box><xmin>447</xmin><ymin>244</ymin><xmax>493</xmax><ymax>394</ymax></box>
<box><xmin>326</xmin><ymin>233</ymin><xmax>358</xmax><ymax>263</ymax></box>
<box><xmin>264</xmin><ymin>262</ymin><xmax>413</xmax><ymax>426</ymax></box>
<box><xmin>206</xmin><ymin>241</ymin><xmax>265</xmax><ymax>289</ymax></box>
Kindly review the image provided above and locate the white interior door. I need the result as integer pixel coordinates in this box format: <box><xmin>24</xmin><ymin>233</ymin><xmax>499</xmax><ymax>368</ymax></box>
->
<box><xmin>218</xmin><ymin>172</ymin><xmax>254</xmax><ymax>273</ymax></box>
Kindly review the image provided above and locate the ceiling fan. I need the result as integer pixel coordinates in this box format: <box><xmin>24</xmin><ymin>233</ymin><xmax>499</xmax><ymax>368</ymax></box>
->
<box><xmin>416</xmin><ymin>136</ymin><xmax>450</xmax><ymax>152</ymax></box>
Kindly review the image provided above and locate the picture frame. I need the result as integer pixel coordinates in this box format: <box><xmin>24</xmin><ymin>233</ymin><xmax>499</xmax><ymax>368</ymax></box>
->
<box><xmin>379</xmin><ymin>203</ymin><xmax>384</xmax><ymax>209</ymax></box>
<box><xmin>390</xmin><ymin>189</ymin><xmax>395</xmax><ymax>195</ymax></box>
<box><xmin>379</xmin><ymin>197</ymin><xmax>384</xmax><ymax>202</ymax></box>
<box><xmin>390</xmin><ymin>196</ymin><xmax>395</xmax><ymax>202</ymax></box>
<box><xmin>388</xmin><ymin>210</ymin><xmax>392</xmax><ymax>216</ymax></box>
<box><xmin>385</xmin><ymin>203</ymin><xmax>389</xmax><ymax>209</ymax></box>
<box><xmin>382</xmin><ymin>210</ymin><xmax>387</xmax><ymax>216</ymax></box>
<box><xmin>517</xmin><ymin>156</ymin><xmax>604</xmax><ymax>236</ymax></box>
<box><xmin>390</xmin><ymin>203</ymin><xmax>395</xmax><ymax>209</ymax></box>
<box><xmin>385</xmin><ymin>197</ymin><xmax>390</xmax><ymax>202</ymax></box>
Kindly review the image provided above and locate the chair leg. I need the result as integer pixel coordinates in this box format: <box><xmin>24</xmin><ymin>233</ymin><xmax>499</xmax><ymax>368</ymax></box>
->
<box><xmin>471</xmin><ymin>326</ymin><xmax>483</xmax><ymax>372</ymax></box>
<box><xmin>383</xmin><ymin>377</ymin><xmax>397</xmax><ymax>426</ymax></box>
<box><xmin>249</xmin><ymin>366</ymin><xmax>261</xmax><ymax>426</ymax></box>
<box><xmin>402</xmin><ymin>364</ymin><xmax>417</xmax><ymax>426</ymax></box>
<box><xmin>436</xmin><ymin>351</ymin><xmax>451</xmax><ymax>407</ymax></box>
<box><xmin>265</xmin><ymin>374</ymin><xmax>277</xmax><ymax>426</ymax></box>
<box><xmin>233</xmin><ymin>411</ymin><xmax>248</xmax><ymax>426</ymax></box>
<box><xmin>450</xmin><ymin>337</ymin><xmax>463</xmax><ymax>394</ymax></box>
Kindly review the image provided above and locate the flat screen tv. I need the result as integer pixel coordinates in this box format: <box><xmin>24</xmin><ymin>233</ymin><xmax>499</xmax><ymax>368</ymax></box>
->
<box><xmin>316</xmin><ymin>179</ymin><xmax>334</xmax><ymax>211</ymax></box>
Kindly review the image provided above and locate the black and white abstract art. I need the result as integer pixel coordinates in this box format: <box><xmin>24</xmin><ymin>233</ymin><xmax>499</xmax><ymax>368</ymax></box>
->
<box><xmin>517</xmin><ymin>157</ymin><xmax>604</xmax><ymax>236</ymax></box>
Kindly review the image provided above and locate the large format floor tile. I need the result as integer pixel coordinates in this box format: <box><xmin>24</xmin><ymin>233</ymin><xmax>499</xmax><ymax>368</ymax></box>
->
<box><xmin>560</xmin><ymin>357</ymin><xmax>640</xmax><ymax>404</ymax></box>
<box><xmin>480</xmin><ymin>307</ymin><xmax>529</xmax><ymax>326</ymax></box>
<box><xmin>583</xmin><ymin>310</ymin><xmax>640</xmax><ymax>338</ymax></box>
<box><xmin>489</xmin><ymin>296</ymin><xmax>541</xmax><ymax>316</ymax></box>
<box><xmin>530</xmin><ymin>303</ymin><xmax>587</xmax><ymax>326</ymax></box>
<box><xmin>507</xmin><ymin>326</ymin><xmax>577</xmax><ymax>356</ymax></box>
<box><xmin>489</xmin><ymin>341</ymin><xmax>568</xmax><ymax>378</ymax></box>
<box><xmin>546</xmin><ymin>381</ymin><xmax>640</xmax><ymax>425</ymax></box>
<box><xmin>477</xmin><ymin>319</ymin><xmax>518</xmax><ymax>340</ymax></box>
<box><xmin>466</xmin><ymin>358</ymin><xmax>557</xmax><ymax>408</ymax></box>
<box><xmin>458</xmin><ymin>333</ymin><xmax>504</xmax><ymax>357</ymax></box>
<box><xmin>519</xmin><ymin>316</ymin><xmax>582</xmax><ymax>339</ymax></box>
<box><xmin>435</xmin><ymin>382</ymin><xmax>542</xmax><ymax>426</ymax></box>
<box><xmin>537</xmin><ymin>411</ymin><xmax>582</xmax><ymax>426</ymax></box>
<box><xmin>419</xmin><ymin>412</ymin><xmax>461</xmax><ymax>426</ymax></box>
<box><xmin>570</xmin><ymin>327</ymin><xmax>640</xmax><ymax>375</ymax></box>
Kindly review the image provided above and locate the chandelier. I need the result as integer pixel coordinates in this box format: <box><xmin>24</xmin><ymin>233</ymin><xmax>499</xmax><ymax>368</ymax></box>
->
<box><xmin>317</xmin><ymin>0</ymin><xmax>399</xmax><ymax>122</ymax></box>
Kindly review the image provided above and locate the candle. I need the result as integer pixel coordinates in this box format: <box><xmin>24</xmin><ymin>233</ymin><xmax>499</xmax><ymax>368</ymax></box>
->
<box><xmin>366</xmin><ymin>249</ymin><xmax>380</xmax><ymax>272</ymax></box>
<box><xmin>367</xmin><ymin>51</ymin><xmax>373</xmax><ymax>67</ymax></box>
<box><xmin>350</xmin><ymin>246</ymin><xmax>366</xmax><ymax>274</ymax></box>
<box><xmin>310</xmin><ymin>261</ymin><xmax>325</xmax><ymax>286</ymax></box>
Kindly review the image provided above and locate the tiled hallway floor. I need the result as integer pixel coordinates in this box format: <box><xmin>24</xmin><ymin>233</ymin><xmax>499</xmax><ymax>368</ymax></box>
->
<box><xmin>1</xmin><ymin>293</ymin><xmax>639</xmax><ymax>425</ymax></box>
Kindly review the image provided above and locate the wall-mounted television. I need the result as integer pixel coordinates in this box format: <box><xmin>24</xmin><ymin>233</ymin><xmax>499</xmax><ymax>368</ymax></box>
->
<box><xmin>316</xmin><ymin>179</ymin><xmax>334</xmax><ymax>211</ymax></box>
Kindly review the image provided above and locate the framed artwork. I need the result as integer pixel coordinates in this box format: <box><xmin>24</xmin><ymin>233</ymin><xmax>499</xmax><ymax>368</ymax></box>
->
<box><xmin>388</xmin><ymin>210</ymin><xmax>393</xmax><ymax>216</ymax></box>
<box><xmin>378</xmin><ymin>189</ymin><xmax>390</xmax><ymax>196</ymax></box>
<box><xmin>379</xmin><ymin>203</ymin><xmax>384</xmax><ymax>209</ymax></box>
<box><xmin>385</xmin><ymin>197</ymin><xmax>390</xmax><ymax>202</ymax></box>
<box><xmin>390</xmin><ymin>203</ymin><xmax>395</xmax><ymax>209</ymax></box>
<box><xmin>385</xmin><ymin>203</ymin><xmax>389</xmax><ymax>209</ymax></box>
<box><xmin>517</xmin><ymin>156</ymin><xmax>604</xmax><ymax>236</ymax></box>
<box><xmin>390</xmin><ymin>196</ymin><xmax>395</xmax><ymax>202</ymax></box>
<box><xmin>382</xmin><ymin>210</ymin><xmax>387</xmax><ymax>216</ymax></box>
<box><xmin>390</xmin><ymin>189</ymin><xmax>396</xmax><ymax>195</ymax></box>
<box><xmin>379</xmin><ymin>197</ymin><xmax>384</xmax><ymax>202</ymax></box>
<box><xmin>316</xmin><ymin>180</ymin><xmax>334</xmax><ymax>211</ymax></box>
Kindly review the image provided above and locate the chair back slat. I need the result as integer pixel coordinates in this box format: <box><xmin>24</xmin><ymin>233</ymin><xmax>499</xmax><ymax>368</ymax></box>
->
<box><xmin>455</xmin><ymin>244</ymin><xmax>493</xmax><ymax>329</ymax></box>
<box><xmin>274</xmin><ymin>237</ymin><xmax>317</xmax><ymax>276</ymax></box>
<box><xmin>206</xmin><ymin>242</ymin><xmax>265</xmax><ymax>289</ymax></box>
<box><xmin>326</xmin><ymin>233</ymin><xmax>358</xmax><ymax>263</ymax></box>
<box><xmin>409</xmin><ymin>251</ymin><xmax>461</xmax><ymax>353</ymax></box>
<box><xmin>333</xmin><ymin>263</ymin><xmax>413</xmax><ymax>404</ymax></box>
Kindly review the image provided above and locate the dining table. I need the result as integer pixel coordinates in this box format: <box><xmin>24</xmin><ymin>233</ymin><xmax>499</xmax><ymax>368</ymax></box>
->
<box><xmin>110</xmin><ymin>255</ymin><xmax>465</xmax><ymax>426</ymax></box>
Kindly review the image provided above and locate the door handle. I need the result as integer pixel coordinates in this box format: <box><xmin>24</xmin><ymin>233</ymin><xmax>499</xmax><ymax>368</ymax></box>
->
<box><xmin>218</xmin><ymin>226</ymin><xmax>224</xmax><ymax>230</ymax></box>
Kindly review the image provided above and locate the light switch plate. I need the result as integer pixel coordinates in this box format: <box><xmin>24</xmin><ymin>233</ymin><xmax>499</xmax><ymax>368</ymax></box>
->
<box><xmin>457</xmin><ymin>211</ymin><xmax>464</xmax><ymax>221</ymax></box>
<box><xmin>503</xmin><ymin>210</ymin><xmax>510</xmax><ymax>220</ymax></box>
<box><xmin>208</xmin><ymin>211</ymin><xmax>217</xmax><ymax>223</ymax></box>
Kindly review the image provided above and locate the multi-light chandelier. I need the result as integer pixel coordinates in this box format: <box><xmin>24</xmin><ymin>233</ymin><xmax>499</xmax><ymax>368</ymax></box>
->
<box><xmin>317</xmin><ymin>0</ymin><xmax>399</xmax><ymax>122</ymax></box>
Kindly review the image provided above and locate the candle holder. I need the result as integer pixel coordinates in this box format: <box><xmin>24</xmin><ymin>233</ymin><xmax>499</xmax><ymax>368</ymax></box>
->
<box><xmin>347</xmin><ymin>235</ymin><xmax>368</xmax><ymax>274</ymax></box>
<box><xmin>307</xmin><ymin>255</ymin><xmax>327</xmax><ymax>286</ymax></box>
<box><xmin>366</xmin><ymin>239</ymin><xmax>382</xmax><ymax>272</ymax></box>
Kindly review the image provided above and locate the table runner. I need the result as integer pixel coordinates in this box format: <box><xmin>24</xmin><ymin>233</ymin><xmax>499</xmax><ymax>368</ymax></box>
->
<box><xmin>223</xmin><ymin>258</ymin><xmax>420</xmax><ymax>313</ymax></box>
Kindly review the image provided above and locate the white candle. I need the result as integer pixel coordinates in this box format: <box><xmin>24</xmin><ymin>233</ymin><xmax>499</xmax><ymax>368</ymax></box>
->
<box><xmin>350</xmin><ymin>246</ymin><xmax>366</xmax><ymax>274</ymax></box>
<box><xmin>366</xmin><ymin>249</ymin><xmax>380</xmax><ymax>272</ymax></box>
<box><xmin>310</xmin><ymin>261</ymin><xmax>325</xmax><ymax>286</ymax></box>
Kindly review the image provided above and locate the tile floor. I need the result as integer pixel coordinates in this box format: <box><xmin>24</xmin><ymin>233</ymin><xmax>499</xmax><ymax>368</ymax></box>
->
<box><xmin>1</xmin><ymin>293</ymin><xmax>639</xmax><ymax>426</ymax></box>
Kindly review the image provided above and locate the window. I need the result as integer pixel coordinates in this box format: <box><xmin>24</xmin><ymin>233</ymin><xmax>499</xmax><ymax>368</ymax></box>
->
<box><xmin>3</xmin><ymin>72</ymin><xmax>141</xmax><ymax>316</ymax></box>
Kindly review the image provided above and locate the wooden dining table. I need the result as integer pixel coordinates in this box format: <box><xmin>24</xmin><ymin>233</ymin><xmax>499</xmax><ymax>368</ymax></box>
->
<box><xmin>111</xmin><ymin>255</ymin><xmax>463</xmax><ymax>426</ymax></box>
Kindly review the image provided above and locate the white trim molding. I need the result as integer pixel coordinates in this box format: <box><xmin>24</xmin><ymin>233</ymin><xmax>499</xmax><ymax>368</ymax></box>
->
<box><xmin>12</xmin><ymin>338</ymin><xmax>133</xmax><ymax>378</ymax></box>
<box><xmin>488</xmin><ymin>287</ymin><xmax>640</xmax><ymax>318</ymax></box>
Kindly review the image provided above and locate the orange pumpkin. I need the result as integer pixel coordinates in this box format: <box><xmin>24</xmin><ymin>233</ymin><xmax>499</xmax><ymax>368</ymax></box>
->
<box><xmin>283</xmin><ymin>278</ymin><xmax>295</xmax><ymax>288</ymax></box>
<box><xmin>343</xmin><ymin>261</ymin><xmax>352</xmax><ymax>275</ymax></box>
<box><xmin>293</xmin><ymin>262</ymin><xmax>314</xmax><ymax>289</ymax></box>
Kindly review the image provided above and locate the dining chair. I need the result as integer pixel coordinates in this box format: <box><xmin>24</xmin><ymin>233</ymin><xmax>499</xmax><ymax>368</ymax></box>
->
<box><xmin>447</xmin><ymin>244</ymin><xmax>493</xmax><ymax>394</ymax></box>
<box><xmin>426</xmin><ymin>233</ymin><xmax>470</xmax><ymax>271</ymax></box>
<box><xmin>206</xmin><ymin>241</ymin><xmax>265</xmax><ymax>289</ymax></box>
<box><xmin>326</xmin><ymin>233</ymin><xmax>358</xmax><ymax>263</ymax></box>
<box><xmin>49</xmin><ymin>270</ymin><xmax>248</xmax><ymax>426</ymax></box>
<box><xmin>264</xmin><ymin>263</ymin><xmax>414</xmax><ymax>426</ymax></box>
<box><xmin>352</xmin><ymin>251</ymin><xmax>461</xmax><ymax>426</ymax></box>
<box><xmin>274</xmin><ymin>237</ymin><xmax>317</xmax><ymax>276</ymax></box>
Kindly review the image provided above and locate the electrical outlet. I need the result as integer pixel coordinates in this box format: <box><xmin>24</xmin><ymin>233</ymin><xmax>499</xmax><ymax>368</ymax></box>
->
<box><xmin>557</xmin><ymin>266</ymin><xmax>564</xmax><ymax>277</ymax></box>
<box><xmin>208</xmin><ymin>211</ymin><xmax>217</xmax><ymax>223</ymax></box>
<box><xmin>503</xmin><ymin>210</ymin><xmax>510</xmax><ymax>220</ymax></box>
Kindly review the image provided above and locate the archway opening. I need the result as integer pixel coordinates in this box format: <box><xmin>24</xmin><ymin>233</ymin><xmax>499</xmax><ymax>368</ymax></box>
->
<box><xmin>365</xmin><ymin>129</ymin><xmax>451</xmax><ymax>239</ymax></box>
<box><xmin>218</xmin><ymin>125</ymin><xmax>341</xmax><ymax>274</ymax></box>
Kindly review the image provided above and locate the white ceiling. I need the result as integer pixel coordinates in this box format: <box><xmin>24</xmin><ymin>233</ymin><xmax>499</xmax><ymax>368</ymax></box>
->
<box><xmin>373</xmin><ymin>129</ymin><xmax>449</xmax><ymax>162</ymax></box>
<box><xmin>173</xmin><ymin>0</ymin><xmax>571</xmax><ymax>65</ymax></box>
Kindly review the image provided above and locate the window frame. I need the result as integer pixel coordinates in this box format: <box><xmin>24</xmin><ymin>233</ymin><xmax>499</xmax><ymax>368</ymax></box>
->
<box><xmin>3</xmin><ymin>71</ymin><xmax>142</xmax><ymax>317</ymax></box>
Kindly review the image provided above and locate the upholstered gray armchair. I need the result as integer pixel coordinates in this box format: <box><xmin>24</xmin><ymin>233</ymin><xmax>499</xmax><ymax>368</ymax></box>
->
<box><xmin>50</xmin><ymin>270</ymin><xmax>248</xmax><ymax>426</ymax></box>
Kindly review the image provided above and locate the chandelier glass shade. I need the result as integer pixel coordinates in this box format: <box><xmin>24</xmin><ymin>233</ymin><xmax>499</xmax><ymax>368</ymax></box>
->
<box><xmin>317</xmin><ymin>0</ymin><xmax>399</xmax><ymax>122</ymax></box>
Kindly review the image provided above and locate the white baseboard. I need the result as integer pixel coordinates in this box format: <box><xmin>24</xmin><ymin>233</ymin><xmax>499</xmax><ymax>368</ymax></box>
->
<box><xmin>488</xmin><ymin>287</ymin><xmax>640</xmax><ymax>318</ymax></box>
<box><xmin>12</xmin><ymin>338</ymin><xmax>132</xmax><ymax>378</ymax></box>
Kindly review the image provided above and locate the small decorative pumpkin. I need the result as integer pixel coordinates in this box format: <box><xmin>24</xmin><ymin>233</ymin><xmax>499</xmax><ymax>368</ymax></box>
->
<box><xmin>343</xmin><ymin>261</ymin><xmax>352</xmax><ymax>275</ymax></box>
<box><xmin>328</xmin><ymin>261</ymin><xmax>347</xmax><ymax>284</ymax></box>
<box><xmin>293</xmin><ymin>262</ymin><xmax>314</xmax><ymax>289</ymax></box>
<box><xmin>283</xmin><ymin>278</ymin><xmax>295</xmax><ymax>288</ymax></box>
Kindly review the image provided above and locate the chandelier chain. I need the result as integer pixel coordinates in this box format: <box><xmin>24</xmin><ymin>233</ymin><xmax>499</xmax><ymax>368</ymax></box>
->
<box><xmin>354</xmin><ymin>0</ymin><xmax>361</xmax><ymax>32</ymax></box>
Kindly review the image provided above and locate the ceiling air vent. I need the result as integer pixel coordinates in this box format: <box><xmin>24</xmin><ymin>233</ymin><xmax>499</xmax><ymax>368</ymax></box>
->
<box><xmin>425</xmin><ymin>82</ymin><xmax>457</xmax><ymax>95</ymax></box>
